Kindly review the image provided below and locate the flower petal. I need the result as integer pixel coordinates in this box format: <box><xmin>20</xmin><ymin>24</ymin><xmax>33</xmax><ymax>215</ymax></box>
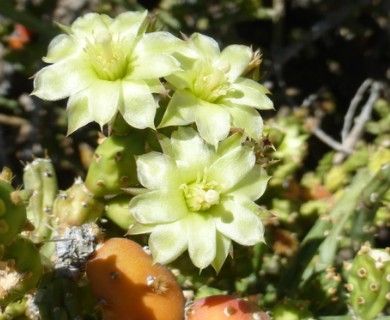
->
<box><xmin>43</xmin><ymin>34</ymin><xmax>79</xmax><ymax>63</ymax></box>
<box><xmin>120</xmin><ymin>80</ymin><xmax>157</xmax><ymax>129</ymax></box>
<box><xmin>143</xmin><ymin>79</ymin><xmax>165</xmax><ymax>94</ymax></box>
<box><xmin>129</xmin><ymin>189</ymin><xmax>188</xmax><ymax>224</ymax></box>
<box><xmin>216</xmin><ymin>132</ymin><xmax>244</xmax><ymax>157</ymax></box>
<box><xmin>217</xmin><ymin>45</ymin><xmax>252</xmax><ymax>82</ymax></box>
<box><xmin>225</xmin><ymin>78</ymin><xmax>273</xmax><ymax>110</ymax></box>
<box><xmin>215</xmin><ymin>198</ymin><xmax>264</xmax><ymax>245</ymax></box>
<box><xmin>149</xmin><ymin>221</ymin><xmax>188</xmax><ymax>265</ymax></box>
<box><xmin>66</xmin><ymin>91</ymin><xmax>93</xmax><ymax>134</ymax></box>
<box><xmin>228</xmin><ymin>105</ymin><xmax>263</xmax><ymax>141</ymax></box>
<box><xmin>110</xmin><ymin>11</ymin><xmax>148</xmax><ymax>37</ymax></box>
<box><xmin>164</xmin><ymin>71</ymin><xmax>192</xmax><ymax>90</ymax></box>
<box><xmin>136</xmin><ymin>31</ymin><xmax>185</xmax><ymax>55</ymax></box>
<box><xmin>212</xmin><ymin>233</ymin><xmax>232</xmax><ymax>273</ymax></box>
<box><xmin>71</xmin><ymin>13</ymin><xmax>112</xmax><ymax>38</ymax></box>
<box><xmin>87</xmin><ymin>80</ymin><xmax>121</xmax><ymax>127</ymax></box>
<box><xmin>131</xmin><ymin>52</ymin><xmax>180</xmax><ymax>79</ymax></box>
<box><xmin>127</xmin><ymin>223</ymin><xmax>156</xmax><ymax>235</ymax></box>
<box><xmin>185</xmin><ymin>213</ymin><xmax>216</xmax><ymax>269</ymax></box>
<box><xmin>190</xmin><ymin>33</ymin><xmax>220</xmax><ymax>59</ymax></box>
<box><xmin>226</xmin><ymin>166</ymin><xmax>270</xmax><ymax>201</ymax></box>
<box><xmin>135</xmin><ymin>152</ymin><xmax>180</xmax><ymax>190</ymax></box>
<box><xmin>159</xmin><ymin>90</ymin><xmax>197</xmax><ymax>127</ymax></box>
<box><xmin>208</xmin><ymin>145</ymin><xmax>255</xmax><ymax>191</ymax></box>
<box><xmin>170</xmin><ymin>127</ymin><xmax>212</xmax><ymax>171</ymax></box>
<box><xmin>130</xmin><ymin>32</ymin><xmax>185</xmax><ymax>79</ymax></box>
<box><xmin>32</xmin><ymin>59</ymin><xmax>92</xmax><ymax>100</ymax></box>
<box><xmin>195</xmin><ymin>103</ymin><xmax>230</xmax><ymax>147</ymax></box>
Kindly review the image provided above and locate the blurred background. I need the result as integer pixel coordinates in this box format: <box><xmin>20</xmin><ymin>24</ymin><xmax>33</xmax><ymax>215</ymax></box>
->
<box><xmin>0</xmin><ymin>0</ymin><xmax>389</xmax><ymax>188</ymax></box>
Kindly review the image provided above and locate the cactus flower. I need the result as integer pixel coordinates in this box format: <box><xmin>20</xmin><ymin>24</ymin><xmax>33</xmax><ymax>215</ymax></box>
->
<box><xmin>32</xmin><ymin>11</ymin><xmax>184</xmax><ymax>134</ymax></box>
<box><xmin>127</xmin><ymin>127</ymin><xmax>268</xmax><ymax>271</ymax></box>
<box><xmin>159</xmin><ymin>33</ymin><xmax>273</xmax><ymax>147</ymax></box>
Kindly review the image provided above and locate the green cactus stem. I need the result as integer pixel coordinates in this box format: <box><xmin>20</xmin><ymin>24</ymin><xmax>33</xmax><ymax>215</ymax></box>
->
<box><xmin>346</xmin><ymin>243</ymin><xmax>390</xmax><ymax>319</ymax></box>
<box><xmin>104</xmin><ymin>194</ymin><xmax>135</xmax><ymax>230</ymax></box>
<box><xmin>277</xmin><ymin>168</ymin><xmax>372</xmax><ymax>296</ymax></box>
<box><xmin>318</xmin><ymin>162</ymin><xmax>390</xmax><ymax>267</ymax></box>
<box><xmin>0</xmin><ymin>297</ymin><xmax>27</xmax><ymax>319</ymax></box>
<box><xmin>0</xmin><ymin>168</ymin><xmax>27</xmax><ymax>245</ymax></box>
<box><xmin>0</xmin><ymin>236</ymin><xmax>43</xmax><ymax>306</ymax></box>
<box><xmin>34</xmin><ymin>272</ymin><xmax>96</xmax><ymax>320</ymax></box>
<box><xmin>300</xmin><ymin>266</ymin><xmax>346</xmax><ymax>314</ymax></box>
<box><xmin>84</xmin><ymin>132</ymin><xmax>145</xmax><ymax>198</ymax></box>
<box><xmin>52</xmin><ymin>178</ymin><xmax>104</xmax><ymax>227</ymax></box>
<box><xmin>22</xmin><ymin>158</ymin><xmax>58</xmax><ymax>243</ymax></box>
<box><xmin>278</xmin><ymin>163</ymin><xmax>390</xmax><ymax>297</ymax></box>
<box><xmin>350</xmin><ymin>163</ymin><xmax>390</xmax><ymax>246</ymax></box>
<box><xmin>272</xmin><ymin>299</ymin><xmax>314</xmax><ymax>320</ymax></box>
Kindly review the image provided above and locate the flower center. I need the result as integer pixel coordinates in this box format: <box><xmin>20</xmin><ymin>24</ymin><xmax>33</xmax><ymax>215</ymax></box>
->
<box><xmin>190</xmin><ymin>61</ymin><xmax>230</xmax><ymax>103</ymax></box>
<box><xmin>84</xmin><ymin>31</ymin><xmax>129</xmax><ymax>81</ymax></box>
<box><xmin>180</xmin><ymin>174</ymin><xmax>220</xmax><ymax>212</ymax></box>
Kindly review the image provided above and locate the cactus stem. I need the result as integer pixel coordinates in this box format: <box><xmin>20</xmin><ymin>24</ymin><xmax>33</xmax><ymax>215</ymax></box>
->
<box><xmin>357</xmin><ymin>297</ymin><xmax>366</xmax><ymax>305</ymax></box>
<box><xmin>370</xmin><ymin>283</ymin><xmax>379</xmax><ymax>292</ymax></box>
<box><xmin>0</xmin><ymin>168</ymin><xmax>13</xmax><ymax>183</ymax></box>
<box><xmin>97</xmin><ymin>180</ymin><xmax>106</xmax><ymax>187</ymax></box>
<box><xmin>0</xmin><ymin>200</ymin><xmax>5</xmax><ymax>216</ymax></box>
<box><xmin>115</xmin><ymin>152</ymin><xmax>122</xmax><ymax>161</ymax></box>
<box><xmin>120</xmin><ymin>176</ymin><xmax>129</xmax><ymax>185</ymax></box>
<box><xmin>345</xmin><ymin>283</ymin><xmax>354</xmax><ymax>291</ymax></box>
<box><xmin>357</xmin><ymin>268</ymin><xmax>367</xmax><ymax>278</ymax></box>
<box><xmin>327</xmin><ymin>287</ymin><xmax>337</xmax><ymax>295</ymax></box>
<box><xmin>0</xmin><ymin>221</ymin><xmax>9</xmax><ymax>234</ymax></box>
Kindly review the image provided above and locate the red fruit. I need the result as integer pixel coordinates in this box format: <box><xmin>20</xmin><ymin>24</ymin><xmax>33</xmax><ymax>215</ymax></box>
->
<box><xmin>86</xmin><ymin>237</ymin><xmax>185</xmax><ymax>320</ymax></box>
<box><xmin>186</xmin><ymin>295</ymin><xmax>270</xmax><ymax>320</ymax></box>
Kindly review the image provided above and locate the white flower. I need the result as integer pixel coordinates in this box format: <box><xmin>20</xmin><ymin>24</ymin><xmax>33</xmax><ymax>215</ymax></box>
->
<box><xmin>127</xmin><ymin>127</ymin><xmax>269</xmax><ymax>271</ymax></box>
<box><xmin>159</xmin><ymin>33</ymin><xmax>273</xmax><ymax>147</ymax></box>
<box><xmin>33</xmin><ymin>11</ymin><xmax>184</xmax><ymax>134</ymax></box>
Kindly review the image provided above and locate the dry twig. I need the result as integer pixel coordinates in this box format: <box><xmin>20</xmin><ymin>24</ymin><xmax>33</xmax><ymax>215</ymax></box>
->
<box><xmin>309</xmin><ymin>79</ymin><xmax>383</xmax><ymax>164</ymax></box>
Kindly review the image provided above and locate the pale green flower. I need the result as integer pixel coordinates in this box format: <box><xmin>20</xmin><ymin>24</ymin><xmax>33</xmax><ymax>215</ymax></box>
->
<box><xmin>159</xmin><ymin>33</ymin><xmax>274</xmax><ymax>147</ymax></box>
<box><xmin>32</xmin><ymin>11</ymin><xmax>184</xmax><ymax>134</ymax></box>
<box><xmin>127</xmin><ymin>127</ymin><xmax>269</xmax><ymax>271</ymax></box>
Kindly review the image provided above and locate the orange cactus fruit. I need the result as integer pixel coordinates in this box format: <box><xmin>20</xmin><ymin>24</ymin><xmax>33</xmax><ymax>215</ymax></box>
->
<box><xmin>85</xmin><ymin>237</ymin><xmax>185</xmax><ymax>320</ymax></box>
<box><xmin>185</xmin><ymin>295</ymin><xmax>270</xmax><ymax>320</ymax></box>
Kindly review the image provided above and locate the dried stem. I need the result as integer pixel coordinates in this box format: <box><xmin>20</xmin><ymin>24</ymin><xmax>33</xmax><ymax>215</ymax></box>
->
<box><xmin>308</xmin><ymin>79</ymin><xmax>383</xmax><ymax>164</ymax></box>
<box><xmin>341</xmin><ymin>79</ymin><xmax>373</xmax><ymax>143</ymax></box>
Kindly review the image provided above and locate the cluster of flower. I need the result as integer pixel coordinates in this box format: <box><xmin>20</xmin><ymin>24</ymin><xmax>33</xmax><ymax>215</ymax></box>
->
<box><xmin>33</xmin><ymin>11</ymin><xmax>273</xmax><ymax>271</ymax></box>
